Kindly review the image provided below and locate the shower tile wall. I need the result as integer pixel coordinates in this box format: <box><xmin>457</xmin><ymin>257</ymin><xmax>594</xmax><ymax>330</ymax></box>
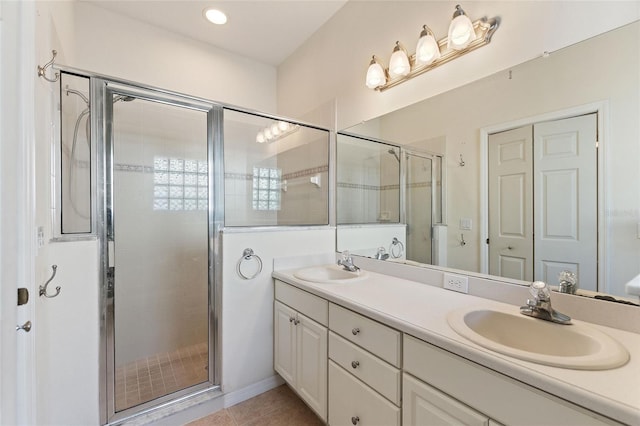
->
<box><xmin>224</xmin><ymin>112</ymin><xmax>329</xmax><ymax>227</ymax></box>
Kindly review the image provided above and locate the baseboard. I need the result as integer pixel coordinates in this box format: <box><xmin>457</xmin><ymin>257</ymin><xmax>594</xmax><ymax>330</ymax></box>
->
<box><xmin>223</xmin><ymin>374</ymin><xmax>285</xmax><ymax>408</ymax></box>
<box><xmin>147</xmin><ymin>375</ymin><xmax>284</xmax><ymax>425</ymax></box>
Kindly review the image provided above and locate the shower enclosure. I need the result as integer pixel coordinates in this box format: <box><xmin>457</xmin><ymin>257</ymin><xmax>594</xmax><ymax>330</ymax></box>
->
<box><xmin>96</xmin><ymin>81</ymin><xmax>220</xmax><ymax>423</ymax></box>
<box><xmin>51</xmin><ymin>67</ymin><xmax>329</xmax><ymax>423</ymax></box>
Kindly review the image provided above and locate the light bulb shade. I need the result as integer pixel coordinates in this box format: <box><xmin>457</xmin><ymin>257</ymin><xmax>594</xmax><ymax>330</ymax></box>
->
<box><xmin>270</xmin><ymin>123</ymin><xmax>280</xmax><ymax>136</ymax></box>
<box><xmin>388</xmin><ymin>42</ymin><xmax>410</xmax><ymax>78</ymax></box>
<box><xmin>256</xmin><ymin>132</ymin><xmax>265</xmax><ymax>143</ymax></box>
<box><xmin>447</xmin><ymin>5</ymin><xmax>476</xmax><ymax>50</ymax></box>
<box><xmin>278</xmin><ymin>121</ymin><xmax>290</xmax><ymax>131</ymax></box>
<box><xmin>415</xmin><ymin>26</ymin><xmax>441</xmax><ymax>66</ymax></box>
<box><xmin>365</xmin><ymin>56</ymin><xmax>386</xmax><ymax>89</ymax></box>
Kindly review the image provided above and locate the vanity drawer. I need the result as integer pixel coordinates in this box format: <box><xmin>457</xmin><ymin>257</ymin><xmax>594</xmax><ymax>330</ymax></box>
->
<box><xmin>328</xmin><ymin>360</ymin><xmax>400</xmax><ymax>426</ymax></box>
<box><xmin>275</xmin><ymin>280</ymin><xmax>328</xmax><ymax>326</ymax></box>
<box><xmin>329</xmin><ymin>303</ymin><xmax>401</xmax><ymax>367</ymax></box>
<box><xmin>404</xmin><ymin>335</ymin><xmax>619</xmax><ymax>426</ymax></box>
<box><xmin>329</xmin><ymin>331</ymin><xmax>401</xmax><ymax>405</ymax></box>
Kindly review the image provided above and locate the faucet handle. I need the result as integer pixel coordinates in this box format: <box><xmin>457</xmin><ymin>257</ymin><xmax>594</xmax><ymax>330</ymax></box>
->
<box><xmin>342</xmin><ymin>250</ymin><xmax>351</xmax><ymax>261</ymax></box>
<box><xmin>529</xmin><ymin>281</ymin><xmax>551</xmax><ymax>301</ymax></box>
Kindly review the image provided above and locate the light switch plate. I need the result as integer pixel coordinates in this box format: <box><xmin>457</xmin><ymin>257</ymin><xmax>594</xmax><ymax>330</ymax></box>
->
<box><xmin>443</xmin><ymin>272</ymin><xmax>469</xmax><ymax>294</ymax></box>
<box><xmin>459</xmin><ymin>218</ymin><xmax>472</xmax><ymax>230</ymax></box>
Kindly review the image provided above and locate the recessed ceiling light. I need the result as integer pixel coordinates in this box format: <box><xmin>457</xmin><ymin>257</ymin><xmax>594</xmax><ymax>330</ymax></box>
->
<box><xmin>204</xmin><ymin>8</ymin><xmax>227</xmax><ymax>25</ymax></box>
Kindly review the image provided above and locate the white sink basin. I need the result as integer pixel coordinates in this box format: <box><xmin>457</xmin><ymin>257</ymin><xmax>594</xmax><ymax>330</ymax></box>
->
<box><xmin>293</xmin><ymin>264</ymin><xmax>368</xmax><ymax>284</ymax></box>
<box><xmin>447</xmin><ymin>306</ymin><xmax>629</xmax><ymax>370</ymax></box>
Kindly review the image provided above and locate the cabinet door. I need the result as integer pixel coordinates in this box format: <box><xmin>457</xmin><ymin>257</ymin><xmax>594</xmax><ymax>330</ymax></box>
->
<box><xmin>403</xmin><ymin>373</ymin><xmax>489</xmax><ymax>426</ymax></box>
<box><xmin>297</xmin><ymin>313</ymin><xmax>328</xmax><ymax>421</ymax></box>
<box><xmin>274</xmin><ymin>301</ymin><xmax>297</xmax><ymax>385</ymax></box>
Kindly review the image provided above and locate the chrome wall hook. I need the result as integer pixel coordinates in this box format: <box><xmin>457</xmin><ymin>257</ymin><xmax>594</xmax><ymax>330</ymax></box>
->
<box><xmin>39</xmin><ymin>265</ymin><xmax>62</xmax><ymax>298</ymax></box>
<box><xmin>37</xmin><ymin>50</ymin><xmax>60</xmax><ymax>83</ymax></box>
<box><xmin>460</xmin><ymin>233</ymin><xmax>467</xmax><ymax>246</ymax></box>
<box><xmin>459</xmin><ymin>154</ymin><xmax>465</xmax><ymax>167</ymax></box>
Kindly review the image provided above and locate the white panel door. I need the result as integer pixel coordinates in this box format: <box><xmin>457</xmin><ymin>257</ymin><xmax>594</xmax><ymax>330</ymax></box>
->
<box><xmin>488</xmin><ymin>126</ymin><xmax>533</xmax><ymax>281</ymax></box>
<box><xmin>534</xmin><ymin>114</ymin><xmax>598</xmax><ymax>291</ymax></box>
<box><xmin>296</xmin><ymin>313</ymin><xmax>327</xmax><ymax>421</ymax></box>
<box><xmin>274</xmin><ymin>301</ymin><xmax>297</xmax><ymax>386</ymax></box>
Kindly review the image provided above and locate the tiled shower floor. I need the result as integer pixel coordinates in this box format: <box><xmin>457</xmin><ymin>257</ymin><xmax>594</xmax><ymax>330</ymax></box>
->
<box><xmin>188</xmin><ymin>384</ymin><xmax>323</xmax><ymax>426</ymax></box>
<box><xmin>115</xmin><ymin>342</ymin><xmax>208</xmax><ymax>411</ymax></box>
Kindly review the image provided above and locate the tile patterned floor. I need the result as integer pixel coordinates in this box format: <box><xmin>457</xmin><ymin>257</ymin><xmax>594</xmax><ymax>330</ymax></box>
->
<box><xmin>188</xmin><ymin>384</ymin><xmax>324</xmax><ymax>426</ymax></box>
<box><xmin>115</xmin><ymin>342</ymin><xmax>208</xmax><ymax>411</ymax></box>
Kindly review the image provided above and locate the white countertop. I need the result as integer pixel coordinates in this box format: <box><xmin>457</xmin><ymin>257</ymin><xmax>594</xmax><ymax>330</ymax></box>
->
<box><xmin>273</xmin><ymin>266</ymin><xmax>640</xmax><ymax>425</ymax></box>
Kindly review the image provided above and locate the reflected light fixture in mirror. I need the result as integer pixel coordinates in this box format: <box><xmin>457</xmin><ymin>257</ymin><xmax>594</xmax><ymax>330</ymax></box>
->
<box><xmin>256</xmin><ymin>121</ymin><xmax>299</xmax><ymax>143</ymax></box>
<box><xmin>415</xmin><ymin>25</ymin><xmax>441</xmax><ymax>66</ymax></box>
<box><xmin>204</xmin><ymin>8</ymin><xmax>228</xmax><ymax>25</ymax></box>
<box><xmin>365</xmin><ymin>3</ymin><xmax>498</xmax><ymax>92</ymax></box>
<box><xmin>448</xmin><ymin>4</ymin><xmax>476</xmax><ymax>50</ymax></box>
<box><xmin>389</xmin><ymin>41</ymin><xmax>411</xmax><ymax>78</ymax></box>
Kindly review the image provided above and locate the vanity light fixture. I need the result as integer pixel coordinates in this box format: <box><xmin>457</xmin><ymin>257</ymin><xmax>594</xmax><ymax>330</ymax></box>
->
<box><xmin>448</xmin><ymin>4</ymin><xmax>475</xmax><ymax>50</ymax></box>
<box><xmin>365</xmin><ymin>56</ymin><xmax>387</xmax><ymax>89</ymax></box>
<box><xmin>256</xmin><ymin>121</ymin><xmax>299</xmax><ymax>144</ymax></box>
<box><xmin>415</xmin><ymin>25</ymin><xmax>441</xmax><ymax>66</ymax></box>
<box><xmin>204</xmin><ymin>8</ymin><xmax>228</xmax><ymax>25</ymax></box>
<box><xmin>365</xmin><ymin>4</ymin><xmax>499</xmax><ymax>91</ymax></box>
<box><xmin>388</xmin><ymin>42</ymin><xmax>411</xmax><ymax>78</ymax></box>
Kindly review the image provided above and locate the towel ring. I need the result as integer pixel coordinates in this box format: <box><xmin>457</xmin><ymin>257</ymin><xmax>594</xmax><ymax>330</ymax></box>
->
<box><xmin>237</xmin><ymin>248</ymin><xmax>263</xmax><ymax>280</ymax></box>
<box><xmin>389</xmin><ymin>237</ymin><xmax>405</xmax><ymax>259</ymax></box>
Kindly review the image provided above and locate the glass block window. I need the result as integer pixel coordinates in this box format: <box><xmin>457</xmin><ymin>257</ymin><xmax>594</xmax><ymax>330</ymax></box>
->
<box><xmin>154</xmin><ymin>156</ymin><xmax>208</xmax><ymax>211</ymax></box>
<box><xmin>252</xmin><ymin>167</ymin><xmax>281</xmax><ymax>211</ymax></box>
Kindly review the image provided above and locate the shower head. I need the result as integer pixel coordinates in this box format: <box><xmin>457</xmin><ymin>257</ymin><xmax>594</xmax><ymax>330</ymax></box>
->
<box><xmin>65</xmin><ymin>86</ymin><xmax>90</xmax><ymax>106</ymax></box>
<box><xmin>113</xmin><ymin>95</ymin><xmax>135</xmax><ymax>103</ymax></box>
<box><xmin>388</xmin><ymin>148</ymin><xmax>400</xmax><ymax>162</ymax></box>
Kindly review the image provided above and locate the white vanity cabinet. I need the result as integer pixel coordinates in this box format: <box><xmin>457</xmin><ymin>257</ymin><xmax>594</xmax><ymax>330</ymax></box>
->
<box><xmin>328</xmin><ymin>303</ymin><xmax>402</xmax><ymax>426</ymax></box>
<box><xmin>274</xmin><ymin>281</ymin><xmax>328</xmax><ymax>422</ymax></box>
<box><xmin>403</xmin><ymin>335</ymin><xmax>622</xmax><ymax>426</ymax></box>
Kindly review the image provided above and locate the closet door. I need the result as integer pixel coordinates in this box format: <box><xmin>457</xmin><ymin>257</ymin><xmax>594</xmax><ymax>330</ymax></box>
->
<box><xmin>488</xmin><ymin>125</ymin><xmax>533</xmax><ymax>281</ymax></box>
<box><xmin>533</xmin><ymin>113</ymin><xmax>597</xmax><ymax>291</ymax></box>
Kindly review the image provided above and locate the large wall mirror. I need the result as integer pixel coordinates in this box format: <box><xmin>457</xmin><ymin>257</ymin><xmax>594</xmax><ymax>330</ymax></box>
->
<box><xmin>337</xmin><ymin>21</ymin><xmax>639</xmax><ymax>301</ymax></box>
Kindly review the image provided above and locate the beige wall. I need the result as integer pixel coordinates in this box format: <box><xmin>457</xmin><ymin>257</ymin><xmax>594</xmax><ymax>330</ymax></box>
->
<box><xmin>278</xmin><ymin>1</ymin><xmax>639</xmax><ymax>129</ymax></box>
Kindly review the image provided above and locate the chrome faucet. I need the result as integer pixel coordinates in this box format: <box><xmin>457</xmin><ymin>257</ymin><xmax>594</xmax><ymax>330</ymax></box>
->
<box><xmin>337</xmin><ymin>250</ymin><xmax>360</xmax><ymax>273</ymax></box>
<box><xmin>557</xmin><ymin>270</ymin><xmax>578</xmax><ymax>294</ymax></box>
<box><xmin>374</xmin><ymin>247</ymin><xmax>389</xmax><ymax>260</ymax></box>
<box><xmin>520</xmin><ymin>281</ymin><xmax>571</xmax><ymax>325</ymax></box>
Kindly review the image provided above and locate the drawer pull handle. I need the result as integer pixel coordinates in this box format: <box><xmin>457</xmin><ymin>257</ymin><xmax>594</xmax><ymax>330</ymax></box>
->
<box><xmin>289</xmin><ymin>317</ymin><xmax>295</xmax><ymax>323</ymax></box>
<box><xmin>351</xmin><ymin>416</ymin><xmax>360</xmax><ymax>425</ymax></box>
<box><xmin>293</xmin><ymin>319</ymin><xmax>300</xmax><ymax>325</ymax></box>
<box><xmin>351</xmin><ymin>361</ymin><xmax>360</xmax><ymax>369</ymax></box>
<box><xmin>352</xmin><ymin>327</ymin><xmax>360</xmax><ymax>335</ymax></box>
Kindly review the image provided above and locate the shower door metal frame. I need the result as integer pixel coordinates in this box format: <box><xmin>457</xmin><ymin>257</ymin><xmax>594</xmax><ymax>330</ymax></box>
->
<box><xmin>93</xmin><ymin>77</ymin><xmax>223</xmax><ymax>425</ymax></box>
<box><xmin>400</xmin><ymin>148</ymin><xmax>445</xmax><ymax>263</ymax></box>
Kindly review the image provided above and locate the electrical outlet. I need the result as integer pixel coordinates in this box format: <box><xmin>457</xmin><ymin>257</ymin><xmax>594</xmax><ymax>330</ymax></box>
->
<box><xmin>443</xmin><ymin>272</ymin><xmax>469</xmax><ymax>294</ymax></box>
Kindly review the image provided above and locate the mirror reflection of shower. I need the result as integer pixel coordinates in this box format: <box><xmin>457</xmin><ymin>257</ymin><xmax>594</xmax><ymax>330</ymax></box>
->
<box><xmin>388</xmin><ymin>148</ymin><xmax>400</xmax><ymax>162</ymax></box>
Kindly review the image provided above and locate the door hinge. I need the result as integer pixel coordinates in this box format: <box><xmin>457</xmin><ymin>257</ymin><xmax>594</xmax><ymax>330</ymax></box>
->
<box><xmin>486</xmin><ymin>238</ymin><xmax>490</xmax><ymax>244</ymax></box>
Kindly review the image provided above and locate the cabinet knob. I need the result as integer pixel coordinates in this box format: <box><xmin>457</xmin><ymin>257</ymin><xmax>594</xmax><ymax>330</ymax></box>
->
<box><xmin>294</xmin><ymin>319</ymin><xmax>300</xmax><ymax>325</ymax></box>
<box><xmin>351</xmin><ymin>361</ymin><xmax>360</xmax><ymax>369</ymax></box>
<box><xmin>289</xmin><ymin>316</ymin><xmax>295</xmax><ymax>323</ymax></box>
<box><xmin>351</xmin><ymin>416</ymin><xmax>360</xmax><ymax>425</ymax></box>
<box><xmin>352</xmin><ymin>327</ymin><xmax>360</xmax><ymax>335</ymax></box>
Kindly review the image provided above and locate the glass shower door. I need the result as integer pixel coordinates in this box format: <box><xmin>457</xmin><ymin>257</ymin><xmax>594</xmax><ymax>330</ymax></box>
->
<box><xmin>405</xmin><ymin>153</ymin><xmax>434</xmax><ymax>264</ymax></box>
<box><xmin>107</xmin><ymin>91</ymin><xmax>211</xmax><ymax>415</ymax></box>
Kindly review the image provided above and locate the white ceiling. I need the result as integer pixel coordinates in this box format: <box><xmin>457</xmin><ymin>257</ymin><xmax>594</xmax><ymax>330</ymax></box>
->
<box><xmin>83</xmin><ymin>0</ymin><xmax>348</xmax><ymax>66</ymax></box>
